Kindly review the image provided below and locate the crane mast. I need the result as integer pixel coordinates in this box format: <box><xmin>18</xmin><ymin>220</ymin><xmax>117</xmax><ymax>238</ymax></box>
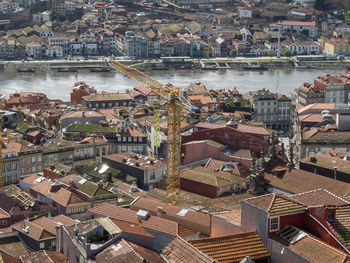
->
<box><xmin>109</xmin><ymin>59</ymin><xmax>198</xmax><ymax>205</ymax></box>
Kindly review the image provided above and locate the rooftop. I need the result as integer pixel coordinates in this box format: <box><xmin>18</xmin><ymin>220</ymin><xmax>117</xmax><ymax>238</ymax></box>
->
<box><xmin>66</xmin><ymin>123</ymin><xmax>116</xmax><ymax>133</ymax></box>
<box><xmin>301</xmin><ymin>154</ymin><xmax>350</xmax><ymax>174</ymax></box>
<box><xmin>272</xmin><ymin>226</ymin><xmax>350</xmax><ymax>263</ymax></box>
<box><xmin>181</xmin><ymin>166</ymin><xmax>245</xmax><ymax>187</ymax></box>
<box><xmin>290</xmin><ymin>189</ymin><xmax>349</xmax><ymax>207</ymax></box>
<box><xmin>130</xmin><ymin>197</ymin><xmax>210</xmax><ymax>235</ymax></box>
<box><xmin>89</xmin><ymin>203</ymin><xmax>178</xmax><ymax>236</ymax></box>
<box><xmin>103</xmin><ymin>152</ymin><xmax>165</xmax><ymax>170</ymax></box>
<box><xmin>264</xmin><ymin>166</ymin><xmax>350</xmax><ymax>198</ymax></box>
<box><xmin>243</xmin><ymin>193</ymin><xmax>306</xmax><ymax>216</ymax></box>
<box><xmin>189</xmin><ymin>231</ymin><xmax>270</xmax><ymax>263</ymax></box>
<box><xmin>83</xmin><ymin>93</ymin><xmax>132</xmax><ymax>102</ymax></box>
<box><xmin>162</xmin><ymin>236</ymin><xmax>214</xmax><ymax>263</ymax></box>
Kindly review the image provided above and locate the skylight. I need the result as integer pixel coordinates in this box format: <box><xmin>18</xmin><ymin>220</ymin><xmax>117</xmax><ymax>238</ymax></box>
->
<box><xmin>78</xmin><ymin>178</ymin><xmax>87</xmax><ymax>185</ymax></box>
<box><xmin>99</xmin><ymin>164</ymin><xmax>109</xmax><ymax>174</ymax></box>
<box><xmin>176</xmin><ymin>208</ymin><xmax>189</xmax><ymax>217</ymax></box>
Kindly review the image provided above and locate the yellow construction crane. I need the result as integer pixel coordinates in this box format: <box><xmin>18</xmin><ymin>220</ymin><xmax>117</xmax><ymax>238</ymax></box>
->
<box><xmin>109</xmin><ymin>59</ymin><xmax>200</xmax><ymax>205</ymax></box>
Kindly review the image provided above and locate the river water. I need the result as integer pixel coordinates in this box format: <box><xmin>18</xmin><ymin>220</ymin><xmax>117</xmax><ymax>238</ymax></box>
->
<box><xmin>0</xmin><ymin>67</ymin><xmax>347</xmax><ymax>101</ymax></box>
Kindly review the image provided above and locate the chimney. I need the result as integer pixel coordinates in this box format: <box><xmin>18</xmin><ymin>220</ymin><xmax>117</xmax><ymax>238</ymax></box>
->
<box><xmin>157</xmin><ymin>206</ymin><xmax>164</xmax><ymax>217</ymax></box>
<box><xmin>70</xmin><ymin>180</ymin><xmax>76</xmax><ymax>188</ymax></box>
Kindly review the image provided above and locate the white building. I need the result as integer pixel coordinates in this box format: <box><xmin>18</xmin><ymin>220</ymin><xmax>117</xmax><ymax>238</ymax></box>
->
<box><xmin>64</xmin><ymin>1</ymin><xmax>75</xmax><ymax>15</ymax></box>
<box><xmin>244</xmin><ymin>89</ymin><xmax>291</xmax><ymax>131</ymax></box>
<box><xmin>45</xmin><ymin>45</ymin><xmax>63</xmax><ymax>58</ymax></box>
<box><xmin>293</xmin><ymin>0</ymin><xmax>315</xmax><ymax>7</ymax></box>
<box><xmin>0</xmin><ymin>0</ymin><xmax>11</xmax><ymax>14</ymax></box>
<box><xmin>269</xmin><ymin>21</ymin><xmax>317</xmax><ymax>39</ymax></box>
<box><xmin>26</xmin><ymin>42</ymin><xmax>43</xmax><ymax>59</ymax></box>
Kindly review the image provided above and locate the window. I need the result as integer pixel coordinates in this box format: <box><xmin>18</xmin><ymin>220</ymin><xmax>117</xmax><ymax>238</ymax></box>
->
<box><xmin>128</xmin><ymin>137</ymin><xmax>132</xmax><ymax>142</ymax></box>
<box><xmin>269</xmin><ymin>217</ymin><xmax>279</xmax><ymax>232</ymax></box>
<box><xmin>37</xmin><ymin>155</ymin><xmax>41</xmax><ymax>162</ymax></box>
<box><xmin>117</xmin><ymin>137</ymin><xmax>121</xmax><ymax>142</ymax></box>
<box><xmin>51</xmin><ymin>239</ymin><xmax>56</xmax><ymax>247</ymax></box>
<box><xmin>133</xmin><ymin>137</ymin><xmax>137</xmax><ymax>142</ymax></box>
<box><xmin>40</xmin><ymin>242</ymin><xmax>45</xmax><ymax>249</ymax></box>
<box><xmin>138</xmin><ymin>137</ymin><xmax>142</xmax><ymax>142</ymax></box>
<box><xmin>122</xmin><ymin>137</ymin><xmax>126</xmax><ymax>142</ymax></box>
<box><xmin>26</xmin><ymin>157</ymin><xmax>30</xmax><ymax>164</ymax></box>
<box><xmin>327</xmin><ymin>209</ymin><xmax>335</xmax><ymax>221</ymax></box>
<box><xmin>150</xmin><ymin>172</ymin><xmax>155</xmax><ymax>180</ymax></box>
<box><xmin>32</xmin><ymin>167</ymin><xmax>36</xmax><ymax>173</ymax></box>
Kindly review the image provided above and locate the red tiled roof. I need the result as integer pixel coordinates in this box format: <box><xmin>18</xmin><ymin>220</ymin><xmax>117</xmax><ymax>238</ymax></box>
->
<box><xmin>12</xmin><ymin>220</ymin><xmax>55</xmax><ymax>241</ymax></box>
<box><xmin>130</xmin><ymin>197</ymin><xmax>211</xmax><ymax>235</ymax></box>
<box><xmin>89</xmin><ymin>203</ymin><xmax>178</xmax><ymax>236</ymax></box>
<box><xmin>243</xmin><ymin>193</ymin><xmax>306</xmax><ymax>216</ymax></box>
<box><xmin>272</xmin><ymin>228</ymin><xmax>350</xmax><ymax>263</ymax></box>
<box><xmin>290</xmin><ymin>189</ymin><xmax>349</xmax><ymax>207</ymax></box>
<box><xmin>189</xmin><ymin>231</ymin><xmax>270</xmax><ymax>263</ymax></box>
<box><xmin>281</xmin><ymin>20</ymin><xmax>316</xmax><ymax>27</ymax></box>
<box><xmin>20</xmin><ymin>250</ymin><xmax>67</xmax><ymax>263</ymax></box>
<box><xmin>116</xmin><ymin>126</ymin><xmax>147</xmax><ymax>137</ymax></box>
<box><xmin>104</xmin><ymin>152</ymin><xmax>165</xmax><ymax>170</ymax></box>
<box><xmin>93</xmin><ymin>239</ymin><xmax>144</xmax><ymax>263</ymax></box>
<box><xmin>264</xmin><ymin>167</ymin><xmax>350</xmax><ymax>198</ymax></box>
<box><xmin>110</xmin><ymin>219</ymin><xmax>154</xmax><ymax>238</ymax></box>
<box><xmin>0</xmin><ymin>250</ymin><xmax>20</xmax><ymax>263</ymax></box>
<box><xmin>52</xmin><ymin>215</ymin><xmax>75</xmax><ymax>226</ymax></box>
<box><xmin>125</xmin><ymin>240</ymin><xmax>165</xmax><ymax>263</ymax></box>
<box><xmin>212</xmin><ymin>210</ymin><xmax>241</xmax><ymax>227</ymax></box>
<box><xmin>31</xmin><ymin>179</ymin><xmax>88</xmax><ymax>207</ymax></box>
<box><xmin>162</xmin><ymin>236</ymin><xmax>214</xmax><ymax>263</ymax></box>
<box><xmin>31</xmin><ymin>216</ymin><xmax>58</xmax><ymax>235</ymax></box>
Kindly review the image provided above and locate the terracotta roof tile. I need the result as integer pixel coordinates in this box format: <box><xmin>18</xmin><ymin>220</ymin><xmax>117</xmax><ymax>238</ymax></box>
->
<box><xmin>212</xmin><ymin>210</ymin><xmax>241</xmax><ymax>227</ymax></box>
<box><xmin>52</xmin><ymin>215</ymin><xmax>75</xmax><ymax>226</ymax></box>
<box><xmin>89</xmin><ymin>203</ymin><xmax>178</xmax><ymax>236</ymax></box>
<box><xmin>327</xmin><ymin>206</ymin><xmax>350</xmax><ymax>251</ymax></box>
<box><xmin>126</xmin><ymin>240</ymin><xmax>166</xmax><ymax>263</ymax></box>
<box><xmin>110</xmin><ymin>219</ymin><xmax>154</xmax><ymax>238</ymax></box>
<box><xmin>0</xmin><ymin>250</ymin><xmax>20</xmax><ymax>263</ymax></box>
<box><xmin>130</xmin><ymin>197</ymin><xmax>211</xmax><ymax>235</ymax></box>
<box><xmin>272</xmin><ymin>227</ymin><xmax>350</xmax><ymax>263</ymax></box>
<box><xmin>264</xmin><ymin>167</ymin><xmax>350</xmax><ymax>198</ymax></box>
<box><xmin>93</xmin><ymin>239</ymin><xmax>144</xmax><ymax>263</ymax></box>
<box><xmin>162</xmin><ymin>236</ymin><xmax>214</xmax><ymax>263</ymax></box>
<box><xmin>243</xmin><ymin>193</ymin><xmax>306</xmax><ymax>215</ymax></box>
<box><xmin>12</xmin><ymin>220</ymin><xmax>55</xmax><ymax>241</ymax></box>
<box><xmin>20</xmin><ymin>250</ymin><xmax>67</xmax><ymax>263</ymax></box>
<box><xmin>31</xmin><ymin>216</ymin><xmax>58</xmax><ymax>235</ymax></box>
<box><xmin>30</xmin><ymin>179</ymin><xmax>88</xmax><ymax>207</ymax></box>
<box><xmin>189</xmin><ymin>231</ymin><xmax>270</xmax><ymax>263</ymax></box>
<box><xmin>0</xmin><ymin>236</ymin><xmax>28</xmax><ymax>258</ymax></box>
<box><xmin>290</xmin><ymin>189</ymin><xmax>349</xmax><ymax>207</ymax></box>
<box><xmin>178</xmin><ymin>225</ymin><xmax>197</xmax><ymax>237</ymax></box>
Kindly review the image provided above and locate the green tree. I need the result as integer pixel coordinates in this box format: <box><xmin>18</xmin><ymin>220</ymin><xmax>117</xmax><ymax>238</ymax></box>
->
<box><xmin>282</xmin><ymin>48</ymin><xmax>293</xmax><ymax>57</ymax></box>
<box><xmin>267</xmin><ymin>50</ymin><xmax>276</xmax><ymax>57</ymax></box>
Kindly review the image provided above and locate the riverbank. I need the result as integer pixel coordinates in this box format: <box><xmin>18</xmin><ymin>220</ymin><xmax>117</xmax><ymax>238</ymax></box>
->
<box><xmin>1</xmin><ymin>57</ymin><xmax>349</xmax><ymax>73</ymax></box>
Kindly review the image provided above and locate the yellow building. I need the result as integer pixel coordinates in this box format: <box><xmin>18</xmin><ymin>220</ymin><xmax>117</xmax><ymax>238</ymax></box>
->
<box><xmin>323</xmin><ymin>38</ymin><xmax>350</xmax><ymax>55</ymax></box>
<box><xmin>204</xmin><ymin>44</ymin><xmax>213</xmax><ymax>57</ymax></box>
